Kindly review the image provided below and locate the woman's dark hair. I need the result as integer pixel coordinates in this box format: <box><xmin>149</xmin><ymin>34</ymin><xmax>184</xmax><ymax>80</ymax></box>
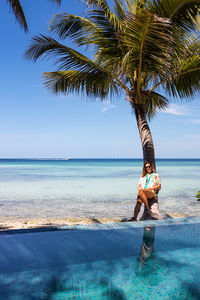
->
<box><xmin>142</xmin><ymin>161</ymin><xmax>154</xmax><ymax>177</ymax></box>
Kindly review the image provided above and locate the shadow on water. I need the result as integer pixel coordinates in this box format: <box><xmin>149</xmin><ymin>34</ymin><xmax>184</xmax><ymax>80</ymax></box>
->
<box><xmin>180</xmin><ymin>282</ymin><xmax>200</xmax><ymax>300</ymax></box>
<box><xmin>40</xmin><ymin>227</ymin><xmax>159</xmax><ymax>299</ymax></box>
<box><xmin>42</xmin><ymin>276</ymin><xmax>76</xmax><ymax>300</ymax></box>
<box><xmin>41</xmin><ymin>275</ymin><xmax>126</xmax><ymax>300</ymax></box>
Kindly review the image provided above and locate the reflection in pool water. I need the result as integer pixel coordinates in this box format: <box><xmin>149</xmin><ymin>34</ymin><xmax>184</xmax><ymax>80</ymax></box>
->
<box><xmin>0</xmin><ymin>220</ymin><xmax>200</xmax><ymax>299</ymax></box>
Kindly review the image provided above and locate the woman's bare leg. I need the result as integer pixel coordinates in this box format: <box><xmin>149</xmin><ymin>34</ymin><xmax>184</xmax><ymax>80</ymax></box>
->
<box><xmin>138</xmin><ymin>189</ymin><xmax>155</xmax><ymax>212</ymax></box>
<box><xmin>133</xmin><ymin>198</ymin><xmax>142</xmax><ymax>221</ymax></box>
<box><xmin>133</xmin><ymin>190</ymin><xmax>155</xmax><ymax>221</ymax></box>
<box><xmin>138</xmin><ymin>190</ymin><xmax>150</xmax><ymax>212</ymax></box>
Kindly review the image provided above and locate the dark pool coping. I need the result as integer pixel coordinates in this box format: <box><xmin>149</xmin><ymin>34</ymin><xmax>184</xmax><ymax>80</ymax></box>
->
<box><xmin>0</xmin><ymin>216</ymin><xmax>200</xmax><ymax>235</ymax></box>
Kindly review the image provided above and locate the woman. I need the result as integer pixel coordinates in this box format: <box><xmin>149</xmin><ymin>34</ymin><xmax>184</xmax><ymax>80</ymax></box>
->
<box><xmin>133</xmin><ymin>162</ymin><xmax>161</xmax><ymax>221</ymax></box>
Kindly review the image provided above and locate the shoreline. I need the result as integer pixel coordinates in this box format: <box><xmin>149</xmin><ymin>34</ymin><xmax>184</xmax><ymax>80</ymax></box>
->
<box><xmin>0</xmin><ymin>213</ymin><xmax>189</xmax><ymax>231</ymax></box>
<box><xmin>0</xmin><ymin>217</ymin><xmax>122</xmax><ymax>231</ymax></box>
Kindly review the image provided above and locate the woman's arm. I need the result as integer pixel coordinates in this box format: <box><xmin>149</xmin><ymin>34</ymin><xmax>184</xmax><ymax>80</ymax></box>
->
<box><xmin>137</xmin><ymin>177</ymin><xmax>143</xmax><ymax>192</ymax></box>
<box><xmin>148</xmin><ymin>184</ymin><xmax>161</xmax><ymax>193</ymax></box>
<box><xmin>152</xmin><ymin>174</ymin><xmax>161</xmax><ymax>193</ymax></box>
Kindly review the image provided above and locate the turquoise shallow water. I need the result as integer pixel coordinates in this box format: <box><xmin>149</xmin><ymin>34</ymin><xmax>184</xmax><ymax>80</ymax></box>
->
<box><xmin>0</xmin><ymin>218</ymin><xmax>200</xmax><ymax>299</ymax></box>
<box><xmin>0</xmin><ymin>159</ymin><xmax>200</xmax><ymax>219</ymax></box>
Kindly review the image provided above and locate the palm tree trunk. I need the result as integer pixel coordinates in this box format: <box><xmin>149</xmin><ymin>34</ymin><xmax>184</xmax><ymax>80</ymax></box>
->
<box><xmin>132</xmin><ymin>103</ymin><xmax>156</xmax><ymax>171</ymax></box>
<box><xmin>130</xmin><ymin>102</ymin><xmax>163</xmax><ymax>221</ymax></box>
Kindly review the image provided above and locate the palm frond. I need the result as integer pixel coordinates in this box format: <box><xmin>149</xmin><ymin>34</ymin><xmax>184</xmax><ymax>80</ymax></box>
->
<box><xmin>7</xmin><ymin>0</ymin><xmax>28</xmax><ymax>32</ymax></box>
<box><xmin>49</xmin><ymin>12</ymin><xmax>126</xmax><ymax>79</ymax></box>
<box><xmin>49</xmin><ymin>14</ymin><xmax>102</xmax><ymax>46</ymax></box>
<box><xmin>124</xmin><ymin>0</ymin><xmax>147</xmax><ymax>15</ymax></box>
<box><xmin>120</xmin><ymin>11</ymin><xmax>173</xmax><ymax>93</ymax></box>
<box><xmin>165</xmin><ymin>54</ymin><xmax>200</xmax><ymax>99</ymax></box>
<box><xmin>87</xmin><ymin>0</ymin><xmax>122</xmax><ymax>30</ymax></box>
<box><xmin>113</xmin><ymin>0</ymin><xmax>126</xmax><ymax>21</ymax></box>
<box><xmin>124</xmin><ymin>0</ymin><xmax>137</xmax><ymax>13</ymax></box>
<box><xmin>25</xmin><ymin>35</ymin><xmax>102</xmax><ymax>72</ymax></box>
<box><xmin>43</xmin><ymin>70</ymin><xmax>119</xmax><ymax>99</ymax></box>
<box><xmin>6</xmin><ymin>0</ymin><xmax>61</xmax><ymax>32</ymax></box>
<box><xmin>25</xmin><ymin>34</ymin><xmax>129</xmax><ymax>93</ymax></box>
<box><xmin>49</xmin><ymin>2</ymin><xmax>126</xmax><ymax>73</ymax></box>
<box><xmin>183</xmin><ymin>32</ymin><xmax>200</xmax><ymax>57</ymax></box>
<box><xmin>145</xmin><ymin>91</ymin><xmax>169</xmax><ymax>120</ymax></box>
<box><xmin>148</xmin><ymin>30</ymin><xmax>200</xmax><ymax>94</ymax></box>
<box><xmin>49</xmin><ymin>9</ymin><xmax>122</xmax><ymax>53</ymax></box>
<box><xmin>148</xmin><ymin>0</ymin><xmax>200</xmax><ymax>31</ymax></box>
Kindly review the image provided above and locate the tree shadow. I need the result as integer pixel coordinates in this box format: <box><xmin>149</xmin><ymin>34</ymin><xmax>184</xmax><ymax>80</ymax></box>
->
<box><xmin>103</xmin><ymin>287</ymin><xmax>126</xmax><ymax>300</ymax></box>
<box><xmin>168</xmin><ymin>281</ymin><xmax>200</xmax><ymax>300</ymax></box>
<box><xmin>40</xmin><ymin>227</ymin><xmax>159</xmax><ymax>299</ymax></box>
<box><xmin>180</xmin><ymin>282</ymin><xmax>200</xmax><ymax>299</ymax></box>
<box><xmin>0</xmin><ymin>225</ymin><xmax>11</xmax><ymax>231</ymax></box>
<box><xmin>42</xmin><ymin>276</ymin><xmax>63</xmax><ymax>297</ymax></box>
<box><xmin>41</xmin><ymin>275</ymin><xmax>127</xmax><ymax>299</ymax></box>
<box><xmin>90</xmin><ymin>218</ymin><xmax>102</xmax><ymax>224</ymax></box>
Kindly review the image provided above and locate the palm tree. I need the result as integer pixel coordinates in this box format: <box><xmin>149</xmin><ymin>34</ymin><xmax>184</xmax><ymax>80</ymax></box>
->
<box><xmin>6</xmin><ymin>0</ymin><xmax>61</xmax><ymax>32</ymax></box>
<box><xmin>25</xmin><ymin>0</ymin><xmax>200</xmax><ymax>170</ymax></box>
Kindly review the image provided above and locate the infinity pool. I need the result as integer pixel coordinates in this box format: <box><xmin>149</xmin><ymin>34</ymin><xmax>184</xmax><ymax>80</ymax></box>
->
<box><xmin>0</xmin><ymin>218</ymin><xmax>200</xmax><ymax>299</ymax></box>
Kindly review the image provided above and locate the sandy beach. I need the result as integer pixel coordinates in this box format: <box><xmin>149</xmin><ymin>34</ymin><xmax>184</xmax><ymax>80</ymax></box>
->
<box><xmin>0</xmin><ymin>217</ymin><xmax>124</xmax><ymax>231</ymax></box>
<box><xmin>0</xmin><ymin>213</ymin><xmax>189</xmax><ymax>231</ymax></box>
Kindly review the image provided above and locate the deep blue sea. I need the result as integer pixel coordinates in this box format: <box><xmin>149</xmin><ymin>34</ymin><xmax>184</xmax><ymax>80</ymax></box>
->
<box><xmin>0</xmin><ymin>159</ymin><xmax>200</xmax><ymax>220</ymax></box>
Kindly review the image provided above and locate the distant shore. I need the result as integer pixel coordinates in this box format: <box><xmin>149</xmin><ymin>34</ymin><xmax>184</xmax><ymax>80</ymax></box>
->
<box><xmin>0</xmin><ymin>213</ymin><xmax>190</xmax><ymax>231</ymax></box>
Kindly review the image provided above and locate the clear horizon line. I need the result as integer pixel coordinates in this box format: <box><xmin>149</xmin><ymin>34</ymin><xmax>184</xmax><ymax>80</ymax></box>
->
<box><xmin>0</xmin><ymin>157</ymin><xmax>200</xmax><ymax>160</ymax></box>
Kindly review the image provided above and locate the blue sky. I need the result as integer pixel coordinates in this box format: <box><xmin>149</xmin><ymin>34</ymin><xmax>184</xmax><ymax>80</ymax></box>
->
<box><xmin>0</xmin><ymin>0</ymin><xmax>200</xmax><ymax>158</ymax></box>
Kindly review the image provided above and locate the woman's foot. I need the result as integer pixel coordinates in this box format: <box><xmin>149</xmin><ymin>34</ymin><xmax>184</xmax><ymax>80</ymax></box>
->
<box><xmin>127</xmin><ymin>217</ymin><xmax>137</xmax><ymax>222</ymax></box>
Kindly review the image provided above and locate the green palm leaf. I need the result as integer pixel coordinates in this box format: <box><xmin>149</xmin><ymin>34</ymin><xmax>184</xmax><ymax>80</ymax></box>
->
<box><xmin>25</xmin><ymin>35</ymin><xmax>102</xmax><ymax>72</ymax></box>
<box><xmin>113</xmin><ymin>0</ymin><xmax>126</xmax><ymax>21</ymax></box>
<box><xmin>87</xmin><ymin>0</ymin><xmax>122</xmax><ymax>29</ymax></box>
<box><xmin>120</xmin><ymin>11</ymin><xmax>173</xmax><ymax>99</ymax></box>
<box><xmin>145</xmin><ymin>91</ymin><xmax>169</xmax><ymax>120</ymax></box>
<box><xmin>49</xmin><ymin>7</ymin><xmax>121</xmax><ymax>54</ymax></box>
<box><xmin>43</xmin><ymin>70</ymin><xmax>119</xmax><ymax>98</ymax></box>
<box><xmin>49</xmin><ymin>14</ymin><xmax>102</xmax><ymax>46</ymax></box>
<box><xmin>25</xmin><ymin>34</ymin><xmax>128</xmax><ymax>92</ymax></box>
<box><xmin>166</xmin><ymin>54</ymin><xmax>200</xmax><ymax>98</ymax></box>
<box><xmin>7</xmin><ymin>0</ymin><xmax>28</xmax><ymax>32</ymax></box>
<box><xmin>148</xmin><ymin>0</ymin><xmax>200</xmax><ymax>31</ymax></box>
<box><xmin>6</xmin><ymin>0</ymin><xmax>61</xmax><ymax>32</ymax></box>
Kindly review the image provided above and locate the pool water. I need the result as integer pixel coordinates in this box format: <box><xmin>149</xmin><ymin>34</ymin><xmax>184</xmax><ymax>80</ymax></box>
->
<box><xmin>0</xmin><ymin>218</ymin><xmax>200</xmax><ymax>299</ymax></box>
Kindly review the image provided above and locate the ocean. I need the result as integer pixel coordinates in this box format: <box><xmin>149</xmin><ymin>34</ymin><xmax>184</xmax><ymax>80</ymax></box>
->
<box><xmin>0</xmin><ymin>159</ymin><xmax>199</xmax><ymax>220</ymax></box>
